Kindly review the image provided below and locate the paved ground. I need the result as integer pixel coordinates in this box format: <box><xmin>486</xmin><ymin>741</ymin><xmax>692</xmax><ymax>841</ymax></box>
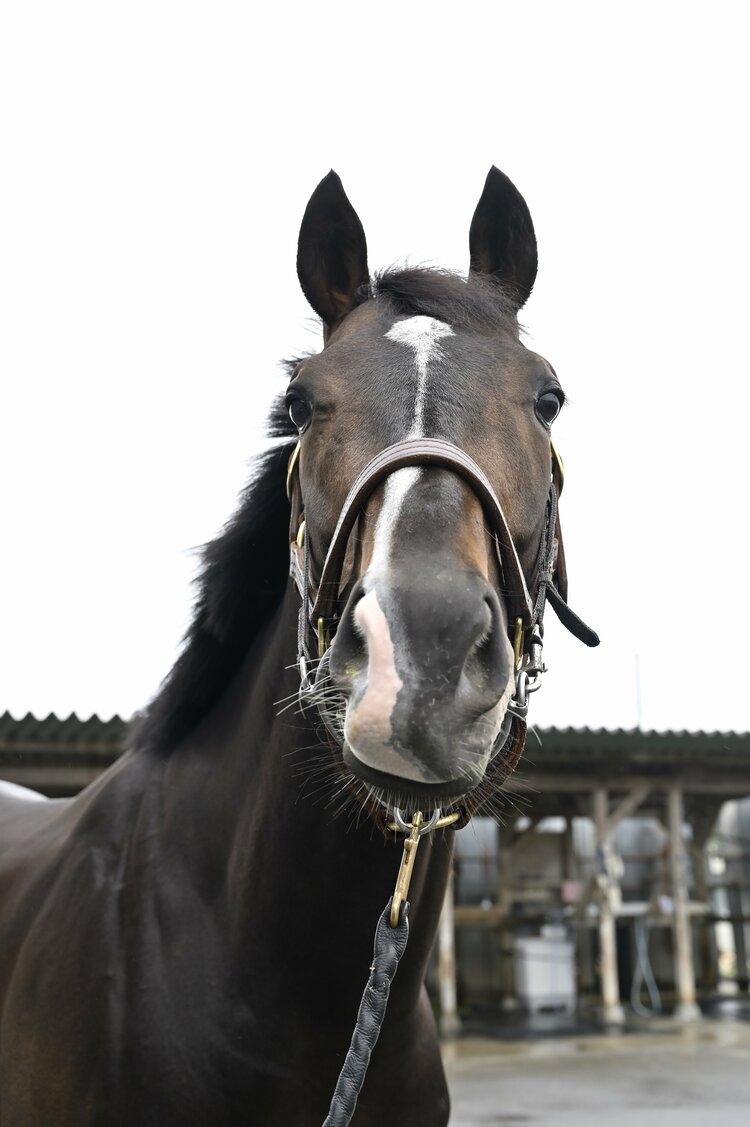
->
<box><xmin>442</xmin><ymin>1020</ymin><xmax>750</xmax><ymax>1126</ymax></box>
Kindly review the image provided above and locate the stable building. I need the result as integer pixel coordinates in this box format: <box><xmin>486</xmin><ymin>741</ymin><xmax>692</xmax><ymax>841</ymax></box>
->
<box><xmin>2</xmin><ymin>713</ymin><xmax>749</xmax><ymax>1027</ymax></box>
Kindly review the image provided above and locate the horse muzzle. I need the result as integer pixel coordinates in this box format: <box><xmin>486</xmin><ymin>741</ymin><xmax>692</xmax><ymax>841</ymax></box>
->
<box><xmin>326</xmin><ymin>571</ymin><xmax>516</xmax><ymax>797</ymax></box>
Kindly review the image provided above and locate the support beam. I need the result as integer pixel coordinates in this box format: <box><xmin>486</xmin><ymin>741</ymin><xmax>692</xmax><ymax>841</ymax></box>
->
<box><xmin>507</xmin><ymin>816</ymin><xmax>542</xmax><ymax>857</ymax></box>
<box><xmin>593</xmin><ymin>786</ymin><xmax>625</xmax><ymax>1025</ymax></box>
<box><xmin>727</xmin><ymin>883</ymin><xmax>749</xmax><ymax>993</ymax></box>
<box><xmin>561</xmin><ymin>814</ymin><xmax>592</xmax><ymax>997</ymax></box>
<box><xmin>504</xmin><ymin>773</ymin><xmax>750</xmax><ymax>797</ymax></box>
<box><xmin>667</xmin><ymin>784</ymin><xmax>701</xmax><ymax>1020</ymax></box>
<box><xmin>561</xmin><ymin>812</ymin><xmax>575</xmax><ymax>883</ymax></box>
<box><xmin>691</xmin><ymin>844</ymin><xmax>717</xmax><ymax>993</ymax></box>
<box><xmin>498</xmin><ymin>823</ymin><xmax>514</xmax><ymax>918</ymax></box>
<box><xmin>498</xmin><ymin>824</ymin><xmax>519</xmax><ymax>1010</ymax></box>
<box><xmin>438</xmin><ymin>868</ymin><xmax>461</xmax><ymax>1036</ymax></box>
<box><xmin>603</xmin><ymin>782</ymin><xmax>651</xmax><ymax>838</ymax></box>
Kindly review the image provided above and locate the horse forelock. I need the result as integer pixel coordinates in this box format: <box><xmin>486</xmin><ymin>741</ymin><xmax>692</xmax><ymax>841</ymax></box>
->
<box><xmin>369</xmin><ymin>267</ymin><xmax>521</xmax><ymax>335</ymax></box>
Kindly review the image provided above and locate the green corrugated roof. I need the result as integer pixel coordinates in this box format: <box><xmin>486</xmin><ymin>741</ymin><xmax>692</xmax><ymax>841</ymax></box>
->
<box><xmin>1</xmin><ymin>711</ymin><xmax>748</xmax><ymax>760</ymax></box>
<box><xmin>1</xmin><ymin>713</ymin><xmax>749</xmax><ymax>801</ymax></box>
<box><xmin>0</xmin><ymin>710</ymin><xmax>128</xmax><ymax>747</ymax></box>
<box><xmin>537</xmin><ymin>727</ymin><xmax>750</xmax><ymax>753</ymax></box>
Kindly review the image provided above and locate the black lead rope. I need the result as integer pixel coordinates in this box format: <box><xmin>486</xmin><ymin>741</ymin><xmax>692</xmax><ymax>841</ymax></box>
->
<box><xmin>323</xmin><ymin>810</ymin><xmax>435</xmax><ymax>1125</ymax></box>
<box><xmin>323</xmin><ymin>898</ymin><xmax>410</xmax><ymax>1127</ymax></box>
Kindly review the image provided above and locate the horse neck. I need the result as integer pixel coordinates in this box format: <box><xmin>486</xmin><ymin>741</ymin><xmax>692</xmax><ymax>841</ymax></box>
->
<box><xmin>158</xmin><ymin>586</ymin><xmax>453</xmax><ymax>1020</ymax></box>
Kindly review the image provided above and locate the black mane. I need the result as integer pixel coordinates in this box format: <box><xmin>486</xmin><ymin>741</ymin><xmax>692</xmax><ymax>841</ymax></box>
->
<box><xmin>131</xmin><ymin>397</ymin><xmax>296</xmax><ymax>755</ymax></box>
<box><xmin>133</xmin><ymin>268</ymin><xmax>517</xmax><ymax>755</ymax></box>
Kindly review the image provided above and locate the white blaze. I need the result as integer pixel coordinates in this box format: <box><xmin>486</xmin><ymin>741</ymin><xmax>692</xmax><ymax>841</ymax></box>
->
<box><xmin>345</xmin><ymin>589</ymin><xmax>432</xmax><ymax>781</ymax></box>
<box><xmin>368</xmin><ymin>316</ymin><xmax>455</xmax><ymax>575</ymax></box>
<box><xmin>386</xmin><ymin>315</ymin><xmax>454</xmax><ymax>439</ymax></box>
<box><xmin>346</xmin><ymin>316</ymin><xmax>455</xmax><ymax>780</ymax></box>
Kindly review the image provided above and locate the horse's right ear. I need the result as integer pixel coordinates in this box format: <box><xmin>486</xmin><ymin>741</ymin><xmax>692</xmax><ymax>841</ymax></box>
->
<box><xmin>297</xmin><ymin>171</ymin><xmax>369</xmax><ymax>337</ymax></box>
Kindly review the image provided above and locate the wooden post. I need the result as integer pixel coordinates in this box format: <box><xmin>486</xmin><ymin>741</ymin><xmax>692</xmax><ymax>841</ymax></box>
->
<box><xmin>667</xmin><ymin>784</ymin><xmax>701</xmax><ymax>1020</ymax></box>
<box><xmin>593</xmin><ymin>786</ymin><xmax>625</xmax><ymax>1025</ymax></box>
<box><xmin>691</xmin><ymin>843</ymin><xmax>717</xmax><ymax>993</ymax></box>
<box><xmin>727</xmin><ymin>883</ymin><xmax>749</xmax><ymax>993</ymax></box>
<box><xmin>498</xmin><ymin>822</ymin><xmax>514</xmax><ymax>918</ymax></box>
<box><xmin>438</xmin><ymin>867</ymin><xmax>461</xmax><ymax>1036</ymax></box>
<box><xmin>691</xmin><ymin>806</ymin><xmax>722</xmax><ymax>995</ymax></box>
<box><xmin>577</xmin><ymin>918</ymin><xmax>596</xmax><ymax>997</ymax></box>
<box><xmin>498</xmin><ymin>823</ymin><xmax>519</xmax><ymax>1010</ymax></box>
<box><xmin>561</xmin><ymin>812</ymin><xmax>574</xmax><ymax>883</ymax></box>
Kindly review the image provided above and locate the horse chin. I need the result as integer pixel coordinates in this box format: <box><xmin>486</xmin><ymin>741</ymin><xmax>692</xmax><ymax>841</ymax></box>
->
<box><xmin>340</xmin><ymin>741</ymin><xmax>489</xmax><ymax>806</ymax></box>
<box><xmin>312</xmin><ymin>649</ymin><xmax>513</xmax><ymax>810</ymax></box>
<box><xmin>340</xmin><ymin>703</ymin><xmax>512</xmax><ymax>807</ymax></box>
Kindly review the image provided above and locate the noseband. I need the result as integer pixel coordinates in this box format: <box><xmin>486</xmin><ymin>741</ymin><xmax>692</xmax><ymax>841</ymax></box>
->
<box><xmin>287</xmin><ymin>437</ymin><xmax>598</xmax><ymax>810</ymax></box>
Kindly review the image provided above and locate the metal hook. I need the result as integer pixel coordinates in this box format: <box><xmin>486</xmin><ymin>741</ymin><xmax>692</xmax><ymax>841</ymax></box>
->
<box><xmin>393</xmin><ymin>808</ymin><xmax>441</xmax><ymax>835</ymax></box>
<box><xmin>390</xmin><ymin>812</ymin><xmax>424</xmax><ymax>927</ymax></box>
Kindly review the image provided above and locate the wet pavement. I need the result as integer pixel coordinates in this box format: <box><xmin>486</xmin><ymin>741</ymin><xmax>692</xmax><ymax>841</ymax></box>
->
<box><xmin>443</xmin><ymin>1019</ymin><xmax>750</xmax><ymax>1125</ymax></box>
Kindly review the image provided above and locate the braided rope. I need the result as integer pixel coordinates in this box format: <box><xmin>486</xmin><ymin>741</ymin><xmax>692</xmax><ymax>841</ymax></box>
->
<box><xmin>323</xmin><ymin>899</ymin><xmax>409</xmax><ymax>1126</ymax></box>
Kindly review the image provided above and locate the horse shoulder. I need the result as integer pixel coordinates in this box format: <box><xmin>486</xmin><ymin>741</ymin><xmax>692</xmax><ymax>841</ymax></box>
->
<box><xmin>0</xmin><ymin>752</ymin><xmax>171</xmax><ymax>1123</ymax></box>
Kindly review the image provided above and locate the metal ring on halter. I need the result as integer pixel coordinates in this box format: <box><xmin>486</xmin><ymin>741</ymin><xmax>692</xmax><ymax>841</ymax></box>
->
<box><xmin>393</xmin><ymin>808</ymin><xmax>441</xmax><ymax>836</ymax></box>
<box><xmin>512</xmin><ymin>669</ymin><xmax>529</xmax><ymax>715</ymax></box>
<box><xmin>489</xmin><ymin>710</ymin><xmax>513</xmax><ymax>760</ymax></box>
<box><xmin>298</xmin><ymin>654</ymin><xmax>314</xmax><ymax>695</ymax></box>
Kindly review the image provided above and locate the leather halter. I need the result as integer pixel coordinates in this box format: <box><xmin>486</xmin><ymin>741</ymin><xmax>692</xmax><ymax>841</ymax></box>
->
<box><xmin>286</xmin><ymin>434</ymin><xmax>598</xmax><ymax>827</ymax></box>
<box><xmin>288</xmin><ymin>436</ymin><xmax>598</xmax><ymax>671</ymax></box>
<box><xmin>319</xmin><ymin>439</ymin><xmax>530</xmax><ymax>626</ymax></box>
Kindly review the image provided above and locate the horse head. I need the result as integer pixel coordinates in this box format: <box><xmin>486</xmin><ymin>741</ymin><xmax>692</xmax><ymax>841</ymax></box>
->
<box><xmin>288</xmin><ymin>168</ymin><xmax>596</xmax><ymax>812</ymax></box>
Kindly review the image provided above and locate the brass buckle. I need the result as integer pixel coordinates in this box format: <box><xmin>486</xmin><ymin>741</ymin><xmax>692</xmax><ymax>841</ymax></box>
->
<box><xmin>317</xmin><ymin>617</ymin><xmax>329</xmax><ymax>660</ymax></box>
<box><xmin>386</xmin><ymin>811</ymin><xmax>459</xmax><ymax>834</ymax></box>
<box><xmin>390</xmin><ymin>812</ymin><xmax>423</xmax><ymax>927</ymax></box>
<box><xmin>550</xmin><ymin>442</ymin><xmax>564</xmax><ymax>494</ymax></box>
<box><xmin>286</xmin><ymin>441</ymin><xmax>301</xmax><ymax>502</ymax></box>
<box><xmin>513</xmin><ymin>617</ymin><xmax>524</xmax><ymax>673</ymax></box>
<box><xmin>388</xmin><ymin>810</ymin><xmax>461</xmax><ymax>927</ymax></box>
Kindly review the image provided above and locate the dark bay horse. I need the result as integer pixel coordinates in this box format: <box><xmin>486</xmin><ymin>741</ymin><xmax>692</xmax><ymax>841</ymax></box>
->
<box><xmin>0</xmin><ymin>167</ymin><xmax>596</xmax><ymax>1125</ymax></box>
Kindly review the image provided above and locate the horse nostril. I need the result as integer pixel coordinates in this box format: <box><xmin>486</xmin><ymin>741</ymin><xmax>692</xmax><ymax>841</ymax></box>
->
<box><xmin>479</xmin><ymin>595</ymin><xmax>495</xmax><ymax>641</ymax></box>
<box><xmin>328</xmin><ymin>584</ymin><xmax>367</xmax><ymax>683</ymax></box>
<box><xmin>467</xmin><ymin>597</ymin><xmax>495</xmax><ymax>661</ymax></box>
<box><xmin>457</xmin><ymin>594</ymin><xmax>509</xmax><ymax>716</ymax></box>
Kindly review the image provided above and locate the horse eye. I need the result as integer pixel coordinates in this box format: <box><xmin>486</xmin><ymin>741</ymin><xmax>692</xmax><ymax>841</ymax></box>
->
<box><xmin>287</xmin><ymin>395</ymin><xmax>312</xmax><ymax>433</ymax></box>
<box><xmin>535</xmin><ymin>390</ymin><xmax>563</xmax><ymax>428</ymax></box>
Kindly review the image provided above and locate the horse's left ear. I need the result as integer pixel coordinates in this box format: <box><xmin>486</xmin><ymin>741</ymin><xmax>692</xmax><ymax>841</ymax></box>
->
<box><xmin>297</xmin><ymin>171</ymin><xmax>369</xmax><ymax>337</ymax></box>
<box><xmin>469</xmin><ymin>166</ymin><xmax>538</xmax><ymax>310</ymax></box>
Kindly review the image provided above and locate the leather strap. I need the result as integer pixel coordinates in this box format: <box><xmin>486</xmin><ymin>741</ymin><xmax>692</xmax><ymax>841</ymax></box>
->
<box><xmin>289</xmin><ymin>437</ymin><xmax>599</xmax><ymax>654</ymax></box>
<box><xmin>529</xmin><ymin>481</ymin><xmax>599</xmax><ymax>648</ymax></box>
<box><xmin>309</xmin><ymin>438</ymin><xmax>535</xmax><ymax>633</ymax></box>
<box><xmin>545</xmin><ymin>582</ymin><xmax>600</xmax><ymax>647</ymax></box>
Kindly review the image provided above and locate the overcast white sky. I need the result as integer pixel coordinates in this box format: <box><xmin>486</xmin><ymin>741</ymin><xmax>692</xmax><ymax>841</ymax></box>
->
<box><xmin>1</xmin><ymin>1</ymin><xmax>748</xmax><ymax>734</ymax></box>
